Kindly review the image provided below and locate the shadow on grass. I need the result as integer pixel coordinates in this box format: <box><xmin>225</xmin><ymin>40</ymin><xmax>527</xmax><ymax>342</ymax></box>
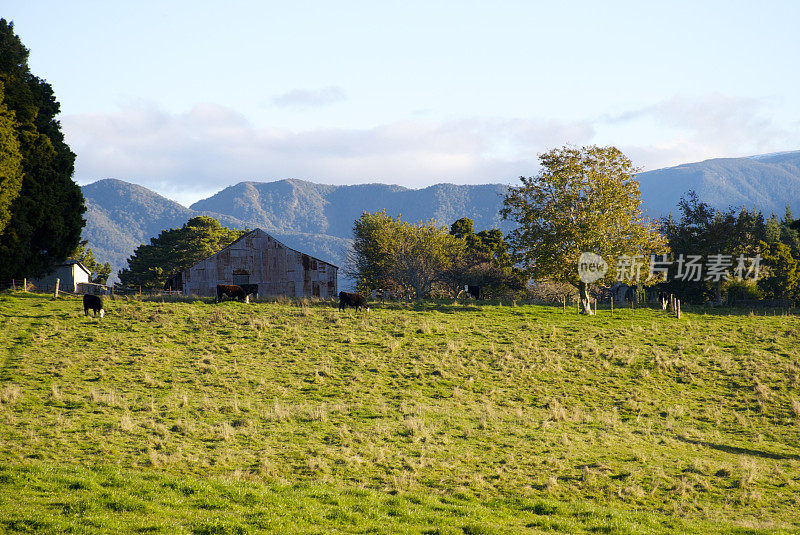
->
<box><xmin>675</xmin><ymin>435</ymin><xmax>800</xmax><ymax>461</ymax></box>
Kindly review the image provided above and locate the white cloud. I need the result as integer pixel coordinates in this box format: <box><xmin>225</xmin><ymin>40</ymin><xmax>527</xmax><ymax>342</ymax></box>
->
<box><xmin>272</xmin><ymin>86</ymin><xmax>347</xmax><ymax>108</ymax></box>
<box><xmin>602</xmin><ymin>94</ymin><xmax>795</xmax><ymax>170</ymax></box>
<box><xmin>63</xmin><ymin>102</ymin><xmax>593</xmax><ymax>205</ymax></box>
<box><xmin>64</xmin><ymin>95</ymin><xmax>796</xmax><ymax>206</ymax></box>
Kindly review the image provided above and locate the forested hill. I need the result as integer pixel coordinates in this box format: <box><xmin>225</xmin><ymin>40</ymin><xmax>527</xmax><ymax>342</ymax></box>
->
<box><xmin>636</xmin><ymin>150</ymin><xmax>800</xmax><ymax>217</ymax></box>
<box><xmin>81</xmin><ymin>179</ymin><xmax>351</xmax><ymax>284</ymax></box>
<box><xmin>189</xmin><ymin>180</ymin><xmax>515</xmax><ymax>239</ymax></box>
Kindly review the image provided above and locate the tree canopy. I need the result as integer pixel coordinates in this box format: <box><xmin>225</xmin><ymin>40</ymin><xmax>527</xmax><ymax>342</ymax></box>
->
<box><xmin>0</xmin><ymin>19</ymin><xmax>85</xmax><ymax>279</ymax></box>
<box><xmin>347</xmin><ymin>212</ymin><xmax>526</xmax><ymax>300</ymax></box>
<box><xmin>346</xmin><ymin>211</ymin><xmax>461</xmax><ymax>299</ymax></box>
<box><xmin>0</xmin><ymin>81</ymin><xmax>23</xmax><ymax>236</ymax></box>
<box><xmin>660</xmin><ymin>192</ymin><xmax>768</xmax><ymax>303</ymax></box>
<box><xmin>118</xmin><ymin>217</ymin><xmax>247</xmax><ymax>290</ymax></box>
<box><xmin>68</xmin><ymin>242</ymin><xmax>111</xmax><ymax>285</ymax></box>
<box><xmin>501</xmin><ymin>145</ymin><xmax>666</xmax><ymax>313</ymax></box>
<box><xmin>442</xmin><ymin>218</ymin><xmax>527</xmax><ymax>297</ymax></box>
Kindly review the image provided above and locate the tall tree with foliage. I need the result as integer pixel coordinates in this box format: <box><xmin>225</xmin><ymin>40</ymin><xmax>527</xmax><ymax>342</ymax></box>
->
<box><xmin>0</xmin><ymin>81</ymin><xmax>23</xmax><ymax>236</ymax></box>
<box><xmin>757</xmin><ymin>240</ymin><xmax>800</xmax><ymax>302</ymax></box>
<box><xmin>346</xmin><ymin>210</ymin><xmax>398</xmax><ymax>294</ymax></box>
<box><xmin>68</xmin><ymin>242</ymin><xmax>111</xmax><ymax>285</ymax></box>
<box><xmin>661</xmin><ymin>192</ymin><xmax>769</xmax><ymax>303</ymax></box>
<box><xmin>0</xmin><ymin>19</ymin><xmax>85</xmax><ymax>279</ymax></box>
<box><xmin>118</xmin><ymin>217</ymin><xmax>247</xmax><ymax>290</ymax></box>
<box><xmin>501</xmin><ymin>145</ymin><xmax>666</xmax><ymax>314</ymax></box>
<box><xmin>346</xmin><ymin>210</ymin><xmax>463</xmax><ymax>299</ymax></box>
<box><xmin>443</xmin><ymin>217</ymin><xmax>526</xmax><ymax>297</ymax></box>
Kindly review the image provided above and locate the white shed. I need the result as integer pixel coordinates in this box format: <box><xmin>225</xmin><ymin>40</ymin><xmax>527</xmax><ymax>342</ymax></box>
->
<box><xmin>31</xmin><ymin>260</ymin><xmax>92</xmax><ymax>293</ymax></box>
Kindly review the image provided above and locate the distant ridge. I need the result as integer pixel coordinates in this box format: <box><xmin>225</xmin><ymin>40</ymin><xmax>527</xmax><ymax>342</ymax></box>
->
<box><xmin>636</xmin><ymin>150</ymin><xmax>800</xmax><ymax>217</ymax></box>
<box><xmin>189</xmin><ymin>180</ymin><xmax>514</xmax><ymax>239</ymax></box>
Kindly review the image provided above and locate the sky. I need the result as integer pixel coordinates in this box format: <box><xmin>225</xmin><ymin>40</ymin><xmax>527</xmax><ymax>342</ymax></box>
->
<box><xmin>3</xmin><ymin>1</ymin><xmax>799</xmax><ymax>206</ymax></box>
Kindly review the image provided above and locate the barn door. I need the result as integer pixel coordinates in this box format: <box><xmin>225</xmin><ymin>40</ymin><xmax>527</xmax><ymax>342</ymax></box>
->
<box><xmin>232</xmin><ymin>270</ymin><xmax>249</xmax><ymax>286</ymax></box>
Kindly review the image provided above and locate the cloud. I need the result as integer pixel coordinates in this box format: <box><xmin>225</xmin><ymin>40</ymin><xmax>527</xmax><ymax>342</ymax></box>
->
<box><xmin>602</xmin><ymin>94</ymin><xmax>795</xmax><ymax>170</ymax></box>
<box><xmin>63</xmin><ymin>102</ymin><xmax>593</xmax><ymax>205</ymax></box>
<box><xmin>271</xmin><ymin>86</ymin><xmax>347</xmax><ymax>108</ymax></box>
<box><xmin>63</xmin><ymin>94</ymin><xmax>795</xmax><ymax>206</ymax></box>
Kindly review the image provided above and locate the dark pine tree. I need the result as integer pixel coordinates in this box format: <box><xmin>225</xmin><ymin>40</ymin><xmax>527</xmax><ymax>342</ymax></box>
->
<box><xmin>0</xmin><ymin>19</ymin><xmax>85</xmax><ymax>280</ymax></box>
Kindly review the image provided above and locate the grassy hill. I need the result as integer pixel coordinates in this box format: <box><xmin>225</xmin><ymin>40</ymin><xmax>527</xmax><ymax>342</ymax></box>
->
<box><xmin>1</xmin><ymin>293</ymin><xmax>799</xmax><ymax>533</ymax></box>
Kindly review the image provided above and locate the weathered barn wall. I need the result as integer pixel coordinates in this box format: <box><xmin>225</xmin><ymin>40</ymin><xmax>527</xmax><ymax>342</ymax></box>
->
<box><xmin>181</xmin><ymin>229</ymin><xmax>338</xmax><ymax>298</ymax></box>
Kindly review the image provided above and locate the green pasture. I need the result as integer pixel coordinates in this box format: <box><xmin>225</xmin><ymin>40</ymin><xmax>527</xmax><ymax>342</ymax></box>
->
<box><xmin>1</xmin><ymin>293</ymin><xmax>798</xmax><ymax>533</ymax></box>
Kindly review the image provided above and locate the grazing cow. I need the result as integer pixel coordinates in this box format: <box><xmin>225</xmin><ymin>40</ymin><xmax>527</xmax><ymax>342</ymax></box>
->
<box><xmin>83</xmin><ymin>294</ymin><xmax>105</xmax><ymax>318</ymax></box>
<box><xmin>216</xmin><ymin>284</ymin><xmax>247</xmax><ymax>303</ymax></box>
<box><xmin>339</xmin><ymin>291</ymin><xmax>369</xmax><ymax>311</ymax></box>
<box><xmin>658</xmin><ymin>291</ymin><xmax>669</xmax><ymax>310</ymax></box>
<box><xmin>239</xmin><ymin>284</ymin><xmax>259</xmax><ymax>300</ymax></box>
<box><xmin>467</xmin><ymin>285</ymin><xmax>481</xmax><ymax>300</ymax></box>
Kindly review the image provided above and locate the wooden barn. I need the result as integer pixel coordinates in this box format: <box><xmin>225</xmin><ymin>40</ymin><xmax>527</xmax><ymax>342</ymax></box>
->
<box><xmin>167</xmin><ymin>228</ymin><xmax>338</xmax><ymax>299</ymax></box>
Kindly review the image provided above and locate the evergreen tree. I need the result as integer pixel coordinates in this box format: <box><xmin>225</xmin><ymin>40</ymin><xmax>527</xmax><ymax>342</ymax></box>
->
<box><xmin>0</xmin><ymin>19</ymin><xmax>85</xmax><ymax>279</ymax></box>
<box><xmin>118</xmin><ymin>217</ymin><xmax>246</xmax><ymax>290</ymax></box>
<box><xmin>0</xmin><ymin>81</ymin><xmax>23</xmax><ymax>236</ymax></box>
<box><xmin>765</xmin><ymin>213</ymin><xmax>781</xmax><ymax>244</ymax></box>
<box><xmin>69</xmin><ymin>242</ymin><xmax>111</xmax><ymax>284</ymax></box>
<box><xmin>443</xmin><ymin>219</ymin><xmax>526</xmax><ymax>298</ymax></box>
<box><xmin>757</xmin><ymin>240</ymin><xmax>800</xmax><ymax>302</ymax></box>
<box><xmin>779</xmin><ymin>205</ymin><xmax>800</xmax><ymax>258</ymax></box>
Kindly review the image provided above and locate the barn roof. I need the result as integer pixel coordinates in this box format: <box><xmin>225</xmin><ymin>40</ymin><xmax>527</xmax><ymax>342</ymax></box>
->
<box><xmin>57</xmin><ymin>260</ymin><xmax>93</xmax><ymax>277</ymax></box>
<box><xmin>188</xmin><ymin>228</ymin><xmax>339</xmax><ymax>271</ymax></box>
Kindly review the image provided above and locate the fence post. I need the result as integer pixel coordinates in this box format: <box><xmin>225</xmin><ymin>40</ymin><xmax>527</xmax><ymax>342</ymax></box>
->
<box><xmin>12</xmin><ymin>279</ymin><xmax>16</xmax><ymax>291</ymax></box>
<box><xmin>54</xmin><ymin>278</ymin><xmax>60</xmax><ymax>298</ymax></box>
<box><xmin>610</xmin><ymin>295</ymin><xmax>613</xmax><ymax>315</ymax></box>
<box><xmin>23</xmin><ymin>278</ymin><xmax>27</xmax><ymax>292</ymax></box>
<box><xmin>676</xmin><ymin>299</ymin><xmax>681</xmax><ymax>319</ymax></box>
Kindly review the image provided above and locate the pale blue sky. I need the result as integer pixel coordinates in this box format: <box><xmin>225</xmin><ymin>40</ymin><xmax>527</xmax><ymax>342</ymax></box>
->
<box><xmin>4</xmin><ymin>1</ymin><xmax>799</xmax><ymax>205</ymax></box>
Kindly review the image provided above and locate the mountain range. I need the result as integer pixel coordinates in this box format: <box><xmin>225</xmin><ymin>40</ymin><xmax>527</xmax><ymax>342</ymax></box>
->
<box><xmin>81</xmin><ymin>150</ymin><xmax>800</xmax><ymax>285</ymax></box>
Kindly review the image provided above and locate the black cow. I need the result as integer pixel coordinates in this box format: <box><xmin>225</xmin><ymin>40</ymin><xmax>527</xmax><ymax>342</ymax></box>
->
<box><xmin>216</xmin><ymin>284</ymin><xmax>247</xmax><ymax>303</ymax></box>
<box><xmin>467</xmin><ymin>285</ymin><xmax>480</xmax><ymax>300</ymax></box>
<box><xmin>339</xmin><ymin>291</ymin><xmax>369</xmax><ymax>311</ymax></box>
<box><xmin>239</xmin><ymin>284</ymin><xmax>259</xmax><ymax>299</ymax></box>
<box><xmin>83</xmin><ymin>294</ymin><xmax>105</xmax><ymax>318</ymax></box>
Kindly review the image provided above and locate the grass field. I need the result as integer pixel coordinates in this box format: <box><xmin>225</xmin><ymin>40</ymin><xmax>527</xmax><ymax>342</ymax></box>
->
<box><xmin>1</xmin><ymin>292</ymin><xmax>799</xmax><ymax>534</ymax></box>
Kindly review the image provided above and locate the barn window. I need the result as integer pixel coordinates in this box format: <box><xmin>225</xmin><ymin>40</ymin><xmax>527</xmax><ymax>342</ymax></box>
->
<box><xmin>233</xmin><ymin>269</ymin><xmax>249</xmax><ymax>286</ymax></box>
<box><xmin>318</xmin><ymin>263</ymin><xmax>325</xmax><ymax>273</ymax></box>
<box><xmin>312</xmin><ymin>282</ymin><xmax>320</xmax><ymax>297</ymax></box>
<box><xmin>288</xmin><ymin>281</ymin><xmax>296</xmax><ymax>295</ymax></box>
<box><xmin>311</xmin><ymin>260</ymin><xmax>317</xmax><ymax>270</ymax></box>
